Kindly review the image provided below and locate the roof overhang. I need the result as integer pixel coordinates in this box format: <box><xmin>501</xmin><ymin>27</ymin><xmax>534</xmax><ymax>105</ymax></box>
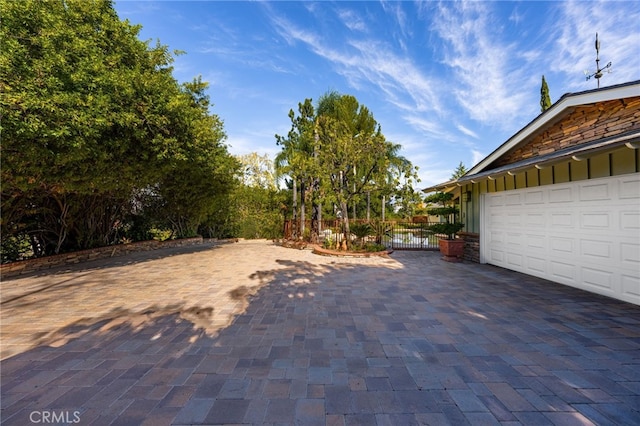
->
<box><xmin>423</xmin><ymin>129</ymin><xmax>640</xmax><ymax>193</ymax></box>
<box><xmin>466</xmin><ymin>81</ymin><xmax>640</xmax><ymax>176</ymax></box>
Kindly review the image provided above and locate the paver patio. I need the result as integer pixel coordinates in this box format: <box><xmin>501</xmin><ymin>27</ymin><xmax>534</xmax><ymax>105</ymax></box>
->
<box><xmin>1</xmin><ymin>239</ymin><xmax>639</xmax><ymax>425</ymax></box>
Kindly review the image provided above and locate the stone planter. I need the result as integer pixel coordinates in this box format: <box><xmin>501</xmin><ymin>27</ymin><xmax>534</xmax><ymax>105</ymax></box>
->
<box><xmin>438</xmin><ymin>238</ymin><xmax>465</xmax><ymax>262</ymax></box>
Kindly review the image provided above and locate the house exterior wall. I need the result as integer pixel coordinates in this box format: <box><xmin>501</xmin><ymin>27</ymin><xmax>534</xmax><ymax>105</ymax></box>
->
<box><xmin>456</xmin><ymin>94</ymin><xmax>640</xmax><ymax>262</ymax></box>
<box><xmin>460</xmin><ymin>146</ymin><xmax>640</xmax><ymax>255</ymax></box>
<box><xmin>492</xmin><ymin>97</ymin><xmax>640</xmax><ymax>167</ymax></box>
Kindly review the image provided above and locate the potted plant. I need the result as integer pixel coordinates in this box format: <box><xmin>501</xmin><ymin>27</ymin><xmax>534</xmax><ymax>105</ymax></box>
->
<box><xmin>424</xmin><ymin>192</ymin><xmax>465</xmax><ymax>262</ymax></box>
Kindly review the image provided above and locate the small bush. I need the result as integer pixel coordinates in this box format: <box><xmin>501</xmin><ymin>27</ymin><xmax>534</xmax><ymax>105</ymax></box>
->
<box><xmin>364</xmin><ymin>242</ymin><xmax>386</xmax><ymax>252</ymax></box>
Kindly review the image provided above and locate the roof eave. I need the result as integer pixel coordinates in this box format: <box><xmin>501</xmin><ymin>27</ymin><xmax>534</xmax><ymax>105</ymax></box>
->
<box><xmin>426</xmin><ymin>130</ymin><xmax>640</xmax><ymax>192</ymax></box>
<box><xmin>466</xmin><ymin>80</ymin><xmax>640</xmax><ymax>177</ymax></box>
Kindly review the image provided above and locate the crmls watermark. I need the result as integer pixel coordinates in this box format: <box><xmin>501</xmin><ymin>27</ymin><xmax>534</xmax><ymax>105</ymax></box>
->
<box><xmin>29</xmin><ymin>410</ymin><xmax>81</xmax><ymax>424</ymax></box>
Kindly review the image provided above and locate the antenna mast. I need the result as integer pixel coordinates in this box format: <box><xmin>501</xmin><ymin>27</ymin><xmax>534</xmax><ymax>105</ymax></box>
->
<box><xmin>585</xmin><ymin>33</ymin><xmax>612</xmax><ymax>88</ymax></box>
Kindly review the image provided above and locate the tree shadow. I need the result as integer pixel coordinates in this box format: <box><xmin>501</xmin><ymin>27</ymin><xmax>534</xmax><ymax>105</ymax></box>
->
<box><xmin>2</xmin><ymin>249</ymin><xmax>640</xmax><ymax>425</ymax></box>
<box><xmin>0</xmin><ymin>250</ymin><xmax>403</xmax><ymax>360</ymax></box>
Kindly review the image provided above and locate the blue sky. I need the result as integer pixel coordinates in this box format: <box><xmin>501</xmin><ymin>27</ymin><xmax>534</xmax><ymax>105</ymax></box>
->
<box><xmin>114</xmin><ymin>1</ymin><xmax>640</xmax><ymax>187</ymax></box>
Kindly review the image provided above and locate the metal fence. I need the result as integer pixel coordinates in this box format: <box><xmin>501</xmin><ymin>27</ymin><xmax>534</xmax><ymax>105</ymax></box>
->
<box><xmin>385</xmin><ymin>222</ymin><xmax>439</xmax><ymax>250</ymax></box>
<box><xmin>284</xmin><ymin>219</ymin><xmax>439</xmax><ymax>250</ymax></box>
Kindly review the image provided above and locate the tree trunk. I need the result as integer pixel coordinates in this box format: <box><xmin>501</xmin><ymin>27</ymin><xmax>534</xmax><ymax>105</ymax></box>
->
<box><xmin>292</xmin><ymin>177</ymin><xmax>298</xmax><ymax>239</ymax></box>
<box><xmin>341</xmin><ymin>200</ymin><xmax>350</xmax><ymax>250</ymax></box>
<box><xmin>311</xmin><ymin>203</ymin><xmax>320</xmax><ymax>244</ymax></box>
<box><xmin>300</xmin><ymin>180</ymin><xmax>306</xmax><ymax>238</ymax></box>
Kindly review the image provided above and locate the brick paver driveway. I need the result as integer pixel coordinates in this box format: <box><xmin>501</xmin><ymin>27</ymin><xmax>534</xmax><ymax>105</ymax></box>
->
<box><xmin>1</xmin><ymin>239</ymin><xmax>639</xmax><ymax>425</ymax></box>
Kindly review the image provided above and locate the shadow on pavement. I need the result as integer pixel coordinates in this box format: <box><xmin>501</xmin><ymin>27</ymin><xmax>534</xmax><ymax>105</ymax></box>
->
<box><xmin>1</xmin><ymin>248</ymin><xmax>639</xmax><ymax>425</ymax></box>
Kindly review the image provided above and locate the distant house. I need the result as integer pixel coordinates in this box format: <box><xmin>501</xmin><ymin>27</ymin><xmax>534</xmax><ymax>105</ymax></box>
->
<box><xmin>424</xmin><ymin>80</ymin><xmax>640</xmax><ymax>305</ymax></box>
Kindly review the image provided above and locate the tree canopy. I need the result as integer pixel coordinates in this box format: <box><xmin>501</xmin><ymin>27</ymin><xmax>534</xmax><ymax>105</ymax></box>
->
<box><xmin>275</xmin><ymin>91</ymin><xmax>420</xmax><ymax>248</ymax></box>
<box><xmin>540</xmin><ymin>75</ymin><xmax>552</xmax><ymax>112</ymax></box>
<box><xmin>451</xmin><ymin>162</ymin><xmax>467</xmax><ymax>180</ymax></box>
<box><xmin>1</xmin><ymin>0</ymin><xmax>238</xmax><ymax>260</ymax></box>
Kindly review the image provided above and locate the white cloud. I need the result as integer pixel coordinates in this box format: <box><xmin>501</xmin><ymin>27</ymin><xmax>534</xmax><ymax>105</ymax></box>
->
<box><xmin>509</xmin><ymin>8</ymin><xmax>523</xmax><ymax>25</ymax></box>
<box><xmin>431</xmin><ymin>1</ymin><xmax>533</xmax><ymax>129</ymax></box>
<box><xmin>471</xmin><ymin>149</ymin><xmax>485</xmax><ymax>167</ymax></box>
<box><xmin>456</xmin><ymin>124</ymin><xmax>479</xmax><ymax>139</ymax></box>
<box><xmin>403</xmin><ymin>115</ymin><xmax>451</xmax><ymax>142</ymax></box>
<box><xmin>549</xmin><ymin>1</ymin><xmax>640</xmax><ymax>90</ymax></box>
<box><xmin>337</xmin><ymin>9</ymin><xmax>367</xmax><ymax>32</ymax></box>
<box><xmin>267</xmin><ymin>10</ymin><xmax>446</xmax><ymax>144</ymax></box>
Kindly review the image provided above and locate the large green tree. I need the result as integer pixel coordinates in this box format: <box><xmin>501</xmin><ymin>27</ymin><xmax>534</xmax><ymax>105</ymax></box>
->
<box><xmin>226</xmin><ymin>153</ymin><xmax>286</xmax><ymax>239</ymax></box>
<box><xmin>1</xmin><ymin>0</ymin><xmax>236</xmax><ymax>258</ymax></box>
<box><xmin>314</xmin><ymin>94</ymin><xmax>388</xmax><ymax>247</ymax></box>
<box><xmin>278</xmin><ymin>91</ymin><xmax>417</xmax><ymax>246</ymax></box>
<box><xmin>274</xmin><ymin>99</ymin><xmax>316</xmax><ymax>239</ymax></box>
<box><xmin>275</xmin><ymin>91</ymin><xmax>420</xmax><ymax>249</ymax></box>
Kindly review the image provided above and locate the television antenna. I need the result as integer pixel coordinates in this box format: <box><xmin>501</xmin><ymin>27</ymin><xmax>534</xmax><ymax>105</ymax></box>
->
<box><xmin>584</xmin><ymin>33</ymin><xmax>612</xmax><ymax>88</ymax></box>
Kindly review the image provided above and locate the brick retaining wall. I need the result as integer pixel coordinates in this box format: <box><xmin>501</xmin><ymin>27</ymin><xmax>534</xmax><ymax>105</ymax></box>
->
<box><xmin>0</xmin><ymin>237</ymin><xmax>204</xmax><ymax>279</ymax></box>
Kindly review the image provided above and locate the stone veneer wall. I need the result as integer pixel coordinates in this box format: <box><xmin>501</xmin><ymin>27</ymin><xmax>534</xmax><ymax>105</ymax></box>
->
<box><xmin>458</xmin><ymin>232</ymin><xmax>480</xmax><ymax>263</ymax></box>
<box><xmin>494</xmin><ymin>97</ymin><xmax>640</xmax><ymax>167</ymax></box>
<box><xmin>0</xmin><ymin>236</ymin><xmax>204</xmax><ymax>278</ymax></box>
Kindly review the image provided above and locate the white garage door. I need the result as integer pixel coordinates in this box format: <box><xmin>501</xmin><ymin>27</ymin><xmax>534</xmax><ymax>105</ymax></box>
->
<box><xmin>481</xmin><ymin>174</ymin><xmax>640</xmax><ymax>305</ymax></box>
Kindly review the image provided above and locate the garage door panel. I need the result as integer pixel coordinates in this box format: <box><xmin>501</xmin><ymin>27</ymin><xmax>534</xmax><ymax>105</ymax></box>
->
<box><xmin>489</xmin><ymin>194</ymin><xmax>505</xmax><ymax>206</ymax></box>
<box><xmin>490</xmin><ymin>213</ymin><xmax>506</xmax><ymax>227</ymax></box>
<box><xmin>550</xmin><ymin>261</ymin><xmax>576</xmax><ymax>282</ymax></box>
<box><xmin>525</xmin><ymin>190</ymin><xmax>545</xmax><ymax>204</ymax></box>
<box><xmin>482</xmin><ymin>174</ymin><xmax>640</xmax><ymax>305</ymax></box>
<box><xmin>579</xmin><ymin>182</ymin><xmax>612</xmax><ymax>201</ymax></box>
<box><xmin>490</xmin><ymin>249</ymin><xmax>505</xmax><ymax>263</ymax></box>
<box><xmin>550</xmin><ymin>237</ymin><xmax>574</xmax><ymax>255</ymax></box>
<box><xmin>550</xmin><ymin>212</ymin><xmax>574</xmax><ymax>228</ymax></box>
<box><xmin>507</xmin><ymin>253</ymin><xmax>524</xmax><ymax>268</ymax></box>
<box><xmin>526</xmin><ymin>213</ymin><xmax>545</xmax><ymax>227</ymax></box>
<box><xmin>618</xmin><ymin>176</ymin><xmax>640</xmax><ymax>199</ymax></box>
<box><xmin>580</xmin><ymin>239</ymin><xmax>612</xmax><ymax>260</ymax></box>
<box><xmin>505</xmin><ymin>232</ymin><xmax>522</xmax><ymax>245</ymax></box>
<box><xmin>526</xmin><ymin>256</ymin><xmax>547</xmax><ymax>274</ymax></box>
<box><xmin>581</xmin><ymin>212</ymin><xmax>611</xmax><ymax>229</ymax></box>
<box><xmin>621</xmin><ymin>242</ymin><xmax>640</xmax><ymax>268</ymax></box>
<box><xmin>620</xmin><ymin>211</ymin><xmax>640</xmax><ymax>230</ymax></box>
<box><xmin>525</xmin><ymin>234</ymin><xmax>546</xmax><ymax>250</ymax></box>
<box><xmin>506</xmin><ymin>213</ymin><xmax>522</xmax><ymax>226</ymax></box>
<box><xmin>622</xmin><ymin>274</ymin><xmax>640</xmax><ymax>298</ymax></box>
<box><xmin>505</xmin><ymin>193</ymin><xmax>522</xmax><ymax>205</ymax></box>
<box><xmin>488</xmin><ymin>231</ymin><xmax>505</xmax><ymax>244</ymax></box>
<box><xmin>550</xmin><ymin>187</ymin><xmax>573</xmax><ymax>203</ymax></box>
<box><xmin>582</xmin><ymin>267</ymin><xmax>614</xmax><ymax>291</ymax></box>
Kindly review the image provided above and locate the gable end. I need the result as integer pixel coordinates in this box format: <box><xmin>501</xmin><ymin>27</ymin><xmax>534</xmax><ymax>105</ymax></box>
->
<box><xmin>492</xmin><ymin>97</ymin><xmax>640</xmax><ymax>168</ymax></box>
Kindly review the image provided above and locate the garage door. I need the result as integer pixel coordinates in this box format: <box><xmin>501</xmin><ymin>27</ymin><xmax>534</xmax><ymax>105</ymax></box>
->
<box><xmin>481</xmin><ymin>174</ymin><xmax>640</xmax><ymax>305</ymax></box>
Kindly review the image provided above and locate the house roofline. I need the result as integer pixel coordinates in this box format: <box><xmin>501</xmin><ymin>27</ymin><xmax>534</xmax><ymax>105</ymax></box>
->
<box><xmin>465</xmin><ymin>80</ymin><xmax>640</xmax><ymax>177</ymax></box>
<box><xmin>423</xmin><ymin>129</ymin><xmax>640</xmax><ymax>193</ymax></box>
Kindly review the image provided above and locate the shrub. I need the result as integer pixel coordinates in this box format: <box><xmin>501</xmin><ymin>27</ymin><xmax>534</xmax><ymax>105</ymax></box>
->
<box><xmin>349</xmin><ymin>223</ymin><xmax>372</xmax><ymax>247</ymax></box>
